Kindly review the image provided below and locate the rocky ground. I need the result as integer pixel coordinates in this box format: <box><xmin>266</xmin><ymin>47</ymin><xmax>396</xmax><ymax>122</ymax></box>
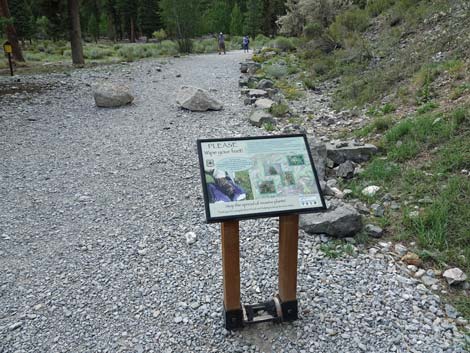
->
<box><xmin>0</xmin><ymin>51</ymin><xmax>468</xmax><ymax>352</ymax></box>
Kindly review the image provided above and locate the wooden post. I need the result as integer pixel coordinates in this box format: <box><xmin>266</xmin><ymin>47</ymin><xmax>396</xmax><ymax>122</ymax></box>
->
<box><xmin>221</xmin><ymin>220</ymin><xmax>243</xmax><ymax>329</ymax></box>
<box><xmin>278</xmin><ymin>214</ymin><xmax>299</xmax><ymax>321</ymax></box>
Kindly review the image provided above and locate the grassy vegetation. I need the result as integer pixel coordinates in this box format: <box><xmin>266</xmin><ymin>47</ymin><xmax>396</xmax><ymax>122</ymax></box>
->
<box><xmin>342</xmin><ymin>104</ymin><xmax>469</xmax><ymax>274</ymax></box>
<box><xmin>1</xmin><ymin>35</ymin><xmax>293</xmax><ymax>72</ymax></box>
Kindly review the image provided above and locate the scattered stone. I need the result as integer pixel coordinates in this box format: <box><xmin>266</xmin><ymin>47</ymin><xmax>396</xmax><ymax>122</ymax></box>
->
<box><xmin>185</xmin><ymin>231</ymin><xmax>197</xmax><ymax>245</ymax></box>
<box><xmin>300</xmin><ymin>202</ymin><xmax>362</xmax><ymax>238</ymax></box>
<box><xmin>442</xmin><ymin>268</ymin><xmax>467</xmax><ymax>285</ymax></box>
<box><xmin>364</xmin><ymin>224</ymin><xmax>383</xmax><ymax>238</ymax></box>
<box><xmin>256</xmin><ymin>79</ymin><xmax>274</xmax><ymax>89</ymax></box>
<box><xmin>336</xmin><ymin>160</ymin><xmax>355</xmax><ymax>179</ymax></box>
<box><xmin>176</xmin><ymin>86</ymin><xmax>223</xmax><ymax>112</ymax></box>
<box><xmin>414</xmin><ymin>269</ymin><xmax>426</xmax><ymax>278</ymax></box>
<box><xmin>9</xmin><ymin>322</ymin><xmax>23</xmax><ymax>331</ymax></box>
<box><xmin>254</xmin><ymin>98</ymin><xmax>275</xmax><ymax>109</ymax></box>
<box><xmin>362</xmin><ymin>186</ymin><xmax>380</xmax><ymax>197</ymax></box>
<box><xmin>371</xmin><ymin>203</ymin><xmax>385</xmax><ymax>217</ymax></box>
<box><xmin>248</xmin><ymin>110</ymin><xmax>275</xmax><ymax>127</ymax></box>
<box><xmin>247</xmin><ymin>89</ymin><xmax>268</xmax><ymax>98</ymax></box>
<box><xmin>394</xmin><ymin>244</ymin><xmax>408</xmax><ymax>256</ymax></box>
<box><xmin>401</xmin><ymin>252</ymin><xmax>423</xmax><ymax>267</ymax></box>
<box><xmin>444</xmin><ymin>304</ymin><xmax>459</xmax><ymax>319</ymax></box>
<box><xmin>421</xmin><ymin>275</ymin><xmax>439</xmax><ymax>286</ymax></box>
<box><xmin>326</xmin><ymin>142</ymin><xmax>378</xmax><ymax>164</ymax></box>
<box><xmin>94</xmin><ymin>83</ymin><xmax>134</xmax><ymax>108</ymax></box>
<box><xmin>354</xmin><ymin>202</ymin><xmax>370</xmax><ymax>215</ymax></box>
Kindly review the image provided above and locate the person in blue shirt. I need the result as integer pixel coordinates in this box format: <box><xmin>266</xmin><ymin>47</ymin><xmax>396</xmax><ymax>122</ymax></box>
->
<box><xmin>242</xmin><ymin>36</ymin><xmax>250</xmax><ymax>53</ymax></box>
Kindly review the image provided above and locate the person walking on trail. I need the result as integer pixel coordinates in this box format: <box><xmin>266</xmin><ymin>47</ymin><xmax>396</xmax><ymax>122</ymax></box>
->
<box><xmin>242</xmin><ymin>35</ymin><xmax>250</xmax><ymax>53</ymax></box>
<box><xmin>218</xmin><ymin>32</ymin><xmax>226</xmax><ymax>55</ymax></box>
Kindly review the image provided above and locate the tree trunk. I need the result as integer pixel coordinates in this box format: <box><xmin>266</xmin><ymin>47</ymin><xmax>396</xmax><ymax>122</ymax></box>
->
<box><xmin>130</xmin><ymin>17</ymin><xmax>135</xmax><ymax>43</ymax></box>
<box><xmin>0</xmin><ymin>0</ymin><xmax>25</xmax><ymax>62</ymax></box>
<box><xmin>67</xmin><ymin>0</ymin><xmax>84</xmax><ymax>65</ymax></box>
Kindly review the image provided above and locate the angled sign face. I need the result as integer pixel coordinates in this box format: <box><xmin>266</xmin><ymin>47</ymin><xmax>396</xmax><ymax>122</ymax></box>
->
<box><xmin>197</xmin><ymin>134</ymin><xmax>326</xmax><ymax>222</ymax></box>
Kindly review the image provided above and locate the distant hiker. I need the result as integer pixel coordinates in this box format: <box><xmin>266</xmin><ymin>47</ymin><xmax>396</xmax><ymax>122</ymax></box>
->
<box><xmin>242</xmin><ymin>36</ymin><xmax>250</xmax><ymax>53</ymax></box>
<box><xmin>218</xmin><ymin>33</ymin><xmax>226</xmax><ymax>55</ymax></box>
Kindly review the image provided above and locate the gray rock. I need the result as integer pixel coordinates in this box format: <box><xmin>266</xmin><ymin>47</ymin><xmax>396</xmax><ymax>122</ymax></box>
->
<box><xmin>300</xmin><ymin>202</ymin><xmax>362</xmax><ymax>238</ymax></box>
<box><xmin>365</xmin><ymin>224</ymin><xmax>383</xmax><ymax>238</ymax></box>
<box><xmin>248</xmin><ymin>110</ymin><xmax>275</xmax><ymax>127</ymax></box>
<box><xmin>394</xmin><ymin>244</ymin><xmax>408</xmax><ymax>256</ymax></box>
<box><xmin>371</xmin><ymin>203</ymin><xmax>385</xmax><ymax>217</ymax></box>
<box><xmin>256</xmin><ymin>79</ymin><xmax>274</xmax><ymax>89</ymax></box>
<box><xmin>326</xmin><ymin>142</ymin><xmax>378</xmax><ymax>165</ymax></box>
<box><xmin>336</xmin><ymin>160</ymin><xmax>355</xmax><ymax>179</ymax></box>
<box><xmin>254</xmin><ymin>98</ymin><xmax>275</xmax><ymax>109</ymax></box>
<box><xmin>94</xmin><ymin>83</ymin><xmax>134</xmax><ymax>108</ymax></box>
<box><xmin>421</xmin><ymin>275</ymin><xmax>439</xmax><ymax>286</ymax></box>
<box><xmin>176</xmin><ymin>86</ymin><xmax>223</xmax><ymax>111</ymax></box>
<box><xmin>445</xmin><ymin>304</ymin><xmax>459</xmax><ymax>319</ymax></box>
<box><xmin>247</xmin><ymin>89</ymin><xmax>268</xmax><ymax>98</ymax></box>
<box><xmin>442</xmin><ymin>268</ymin><xmax>467</xmax><ymax>285</ymax></box>
<box><xmin>185</xmin><ymin>231</ymin><xmax>197</xmax><ymax>245</ymax></box>
<box><xmin>362</xmin><ymin>186</ymin><xmax>381</xmax><ymax>197</ymax></box>
<box><xmin>308</xmin><ymin>140</ymin><xmax>327</xmax><ymax>182</ymax></box>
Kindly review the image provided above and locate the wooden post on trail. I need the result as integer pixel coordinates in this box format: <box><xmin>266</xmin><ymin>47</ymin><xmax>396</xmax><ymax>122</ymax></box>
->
<box><xmin>278</xmin><ymin>214</ymin><xmax>299</xmax><ymax>321</ymax></box>
<box><xmin>221</xmin><ymin>220</ymin><xmax>243</xmax><ymax>329</ymax></box>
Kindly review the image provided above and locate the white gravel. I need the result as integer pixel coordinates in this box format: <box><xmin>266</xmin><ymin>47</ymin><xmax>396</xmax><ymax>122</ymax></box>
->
<box><xmin>0</xmin><ymin>51</ymin><xmax>467</xmax><ymax>352</ymax></box>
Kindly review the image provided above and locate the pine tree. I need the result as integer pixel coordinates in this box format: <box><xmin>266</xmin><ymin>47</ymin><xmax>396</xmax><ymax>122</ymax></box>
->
<box><xmin>229</xmin><ymin>3</ymin><xmax>243</xmax><ymax>36</ymax></box>
<box><xmin>244</xmin><ymin>0</ymin><xmax>262</xmax><ymax>37</ymax></box>
<box><xmin>204</xmin><ymin>0</ymin><xmax>230</xmax><ymax>34</ymax></box>
<box><xmin>160</xmin><ymin>0</ymin><xmax>200</xmax><ymax>52</ymax></box>
<box><xmin>9</xmin><ymin>0</ymin><xmax>34</xmax><ymax>42</ymax></box>
<box><xmin>88</xmin><ymin>13</ymin><xmax>99</xmax><ymax>42</ymax></box>
<box><xmin>0</xmin><ymin>0</ymin><xmax>25</xmax><ymax>60</ymax></box>
<box><xmin>138</xmin><ymin>0</ymin><xmax>160</xmax><ymax>38</ymax></box>
<box><xmin>116</xmin><ymin>0</ymin><xmax>138</xmax><ymax>42</ymax></box>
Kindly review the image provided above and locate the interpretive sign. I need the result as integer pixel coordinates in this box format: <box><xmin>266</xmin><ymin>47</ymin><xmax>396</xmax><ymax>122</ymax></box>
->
<box><xmin>197</xmin><ymin>135</ymin><xmax>326</xmax><ymax>222</ymax></box>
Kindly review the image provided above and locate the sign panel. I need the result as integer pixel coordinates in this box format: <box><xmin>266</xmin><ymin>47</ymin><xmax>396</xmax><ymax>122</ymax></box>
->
<box><xmin>3</xmin><ymin>42</ymin><xmax>12</xmax><ymax>54</ymax></box>
<box><xmin>197</xmin><ymin>135</ymin><xmax>326</xmax><ymax>222</ymax></box>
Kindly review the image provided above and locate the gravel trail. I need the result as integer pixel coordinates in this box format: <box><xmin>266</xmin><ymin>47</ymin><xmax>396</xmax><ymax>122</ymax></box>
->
<box><xmin>0</xmin><ymin>51</ymin><xmax>467</xmax><ymax>353</ymax></box>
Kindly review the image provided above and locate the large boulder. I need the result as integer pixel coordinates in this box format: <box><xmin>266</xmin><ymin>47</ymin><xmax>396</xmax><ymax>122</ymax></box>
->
<box><xmin>249</xmin><ymin>110</ymin><xmax>275</xmax><ymax>127</ymax></box>
<box><xmin>300</xmin><ymin>201</ymin><xmax>362</xmax><ymax>238</ymax></box>
<box><xmin>94</xmin><ymin>83</ymin><xmax>134</xmax><ymax>108</ymax></box>
<box><xmin>176</xmin><ymin>86</ymin><xmax>223</xmax><ymax>112</ymax></box>
<box><xmin>308</xmin><ymin>139</ymin><xmax>327</xmax><ymax>182</ymax></box>
<box><xmin>326</xmin><ymin>141</ymin><xmax>378</xmax><ymax>165</ymax></box>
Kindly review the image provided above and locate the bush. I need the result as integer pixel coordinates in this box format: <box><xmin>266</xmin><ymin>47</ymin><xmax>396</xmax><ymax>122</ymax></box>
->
<box><xmin>366</xmin><ymin>0</ymin><xmax>395</xmax><ymax>17</ymax></box>
<box><xmin>264</xmin><ymin>64</ymin><xmax>288</xmax><ymax>79</ymax></box>
<box><xmin>153</xmin><ymin>29</ymin><xmax>167</xmax><ymax>41</ymax></box>
<box><xmin>273</xmin><ymin>36</ymin><xmax>295</xmax><ymax>51</ymax></box>
<box><xmin>304</xmin><ymin>22</ymin><xmax>323</xmax><ymax>39</ymax></box>
<box><xmin>270</xmin><ymin>103</ymin><xmax>289</xmax><ymax>117</ymax></box>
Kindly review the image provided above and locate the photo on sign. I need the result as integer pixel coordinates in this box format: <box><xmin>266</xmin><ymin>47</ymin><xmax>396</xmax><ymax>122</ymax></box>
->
<box><xmin>197</xmin><ymin>135</ymin><xmax>326</xmax><ymax>222</ymax></box>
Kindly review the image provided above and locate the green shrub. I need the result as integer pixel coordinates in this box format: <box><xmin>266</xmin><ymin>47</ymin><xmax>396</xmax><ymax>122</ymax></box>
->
<box><xmin>366</xmin><ymin>0</ymin><xmax>395</xmax><ymax>17</ymax></box>
<box><xmin>417</xmin><ymin>102</ymin><xmax>439</xmax><ymax>114</ymax></box>
<box><xmin>152</xmin><ymin>29</ymin><xmax>167</xmax><ymax>41</ymax></box>
<box><xmin>270</xmin><ymin>103</ymin><xmax>289</xmax><ymax>117</ymax></box>
<box><xmin>264</xmin><ymin>64</ymin><xmax>288</xmax><ymax>79</ymax></box>
<box><xmin>273</xmin><ymin>36</ymin><xmax>295</xmax><ymax>51</ymax></box>
<box><xmin>304</xmin><ymin>22</ymin><xmax>323</xmax><ymax>39</ymax></box>
<box><xmin>373</xmin><ymin>115</ymin><xmax>394</xmax><ymax>132</ymax></box>
<box><xmin>381</xmin><ymin>103</ymin><xmax>396</xmax><ymax>114</ymax></box>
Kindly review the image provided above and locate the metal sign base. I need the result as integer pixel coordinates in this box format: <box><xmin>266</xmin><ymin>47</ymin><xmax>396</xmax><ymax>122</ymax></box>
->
<box><xmin>221</xmin><ymin>215</ymin><xmax>299</xmax><ymax>330</ymax></box>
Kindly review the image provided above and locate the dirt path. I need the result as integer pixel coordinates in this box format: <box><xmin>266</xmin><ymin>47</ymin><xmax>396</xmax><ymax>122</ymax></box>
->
<box><xmin>0</xmin><ymin>52</ymin><xmax>466</xmax><ymax>353</ymax></box>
